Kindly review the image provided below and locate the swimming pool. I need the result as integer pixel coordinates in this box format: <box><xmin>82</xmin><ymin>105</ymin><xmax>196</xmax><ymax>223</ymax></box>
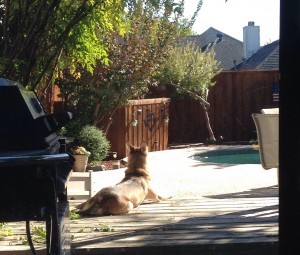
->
<box><xmin>190</xmin><ymin>145</ymin><xmax>260</xmax><ymax>164</ymax></box>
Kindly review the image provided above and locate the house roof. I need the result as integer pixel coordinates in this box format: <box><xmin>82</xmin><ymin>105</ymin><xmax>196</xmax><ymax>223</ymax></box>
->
<box><xmin>236</xmin><ymin>40</ymin><xmax>279</xmax><ymax>70</ymax></box>
<box><xmin>183</xmin><ymin>27</ymin><xmax>244</xmax><ymax>70</ymax></box>
<box><xmin>183</xmin><ymin>27</ymin><xmax>279</xmax><ymax>71</ymax></box>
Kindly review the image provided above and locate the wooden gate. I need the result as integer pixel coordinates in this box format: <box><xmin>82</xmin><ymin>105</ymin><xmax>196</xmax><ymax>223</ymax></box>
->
<box><xmin>103</xmin><ymin>98</ymin><xmax>171</xmax><ymax>159</ymax></box>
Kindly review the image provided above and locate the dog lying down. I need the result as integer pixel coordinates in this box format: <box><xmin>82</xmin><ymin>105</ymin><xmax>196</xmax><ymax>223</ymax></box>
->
<box><xmin>75</xmin><ymin>142</ymin><xmax>170</xmax><ymax>216</ymax></box>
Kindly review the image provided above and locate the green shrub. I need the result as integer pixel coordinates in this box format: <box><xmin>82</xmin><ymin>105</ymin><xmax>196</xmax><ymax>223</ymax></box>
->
<box><xmin>57</xmin><ymin>119</ymin><xmax>86</xmax><ymax>138</ymax></box>
<box><xmin>76</xmin><ymin>125</ymin><xmax>111</xmax><ymax>163</ymax></box>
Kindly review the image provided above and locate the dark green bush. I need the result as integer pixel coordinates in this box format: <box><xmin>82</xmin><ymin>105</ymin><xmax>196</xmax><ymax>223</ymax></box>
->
<box><xmin>76</xmin><ymin>125</ymin><xmax>111</xmax><ymax>163</ymax></box>
<box><xmin>57</xmin><ymin>118</ymin><xmax>87</xmax><ymax>138</ymax></box>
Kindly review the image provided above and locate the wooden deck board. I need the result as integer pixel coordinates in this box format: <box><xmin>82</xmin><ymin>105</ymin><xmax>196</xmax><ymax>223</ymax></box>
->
<box><xmin>0</xmin><ymin>196</ymin><xmax>278</xmax><ymax>255</ymax></box>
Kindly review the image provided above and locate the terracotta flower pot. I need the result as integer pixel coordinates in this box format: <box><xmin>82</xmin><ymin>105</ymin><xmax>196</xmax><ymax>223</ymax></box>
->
<box><xmin>72</xmin><ymin>155</ymin><xmax>89</xmax><ymax>172</ymax></box>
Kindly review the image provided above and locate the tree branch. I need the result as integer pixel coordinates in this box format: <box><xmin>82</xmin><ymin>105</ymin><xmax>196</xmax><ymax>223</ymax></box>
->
<box><xmin>170</xmin><ymin>81</ymin><xmax>210</xmax><ymax>109</ymax></box>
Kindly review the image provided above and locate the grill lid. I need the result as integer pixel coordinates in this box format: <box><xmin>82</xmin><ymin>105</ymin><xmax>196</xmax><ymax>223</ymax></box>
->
<box><xmin>0</xmin><ymin>78</ymin><xmax>73</xmax><ymax>152</ymax></box>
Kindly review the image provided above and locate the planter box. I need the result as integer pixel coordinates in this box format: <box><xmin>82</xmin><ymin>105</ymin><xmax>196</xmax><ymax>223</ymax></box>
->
<box><xmin>72</xmin><ymin>154</ymin><xmax>89</xmax><ymax>172</ymax></box>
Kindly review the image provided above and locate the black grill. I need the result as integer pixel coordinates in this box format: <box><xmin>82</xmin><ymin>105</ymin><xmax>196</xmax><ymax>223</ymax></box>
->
<box><xmin>0</xmin><ymin>78</ymin><xmax>74</xmax><ymax>255</ymax></box>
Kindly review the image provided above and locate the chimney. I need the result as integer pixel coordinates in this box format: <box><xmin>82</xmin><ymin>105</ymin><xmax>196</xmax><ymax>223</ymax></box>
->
<box><xmin>216</xmin><ymin>33</ymin><xmax>223</xmax><ymax>42</ymax></box>
<box><xmin>243</xmin><ymin>21</ymin><xmax>260</xmax><ymax>59</ymax></box>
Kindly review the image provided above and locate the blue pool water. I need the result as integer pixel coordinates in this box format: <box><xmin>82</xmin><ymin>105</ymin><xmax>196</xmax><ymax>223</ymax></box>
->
<box><xmin>190</xmin><ymin>145</ymin><xmax>260</xmax><ymax>164</ymax></box>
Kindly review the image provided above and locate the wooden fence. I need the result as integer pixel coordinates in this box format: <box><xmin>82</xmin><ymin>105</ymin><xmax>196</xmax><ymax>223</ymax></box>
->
<box><xmin>153</xmin><ymin>70</ymin><xmax>279</xmax><ymax>144</ymax></box>
<box><xmin>50</xmin><ymin>70</ymin><xmax>279</xmax><ymax>156</ymax></box>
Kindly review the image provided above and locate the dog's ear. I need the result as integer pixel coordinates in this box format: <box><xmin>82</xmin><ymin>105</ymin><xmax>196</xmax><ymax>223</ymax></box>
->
<box><xmin>140</xmin><ymin>141</ymin><xmax>148</xmax><ymax>154</ymax></box>
<box><xmin>126</xmin><ymin>142</ymin><xmax>133</xmax><ymax>153</ymax></box>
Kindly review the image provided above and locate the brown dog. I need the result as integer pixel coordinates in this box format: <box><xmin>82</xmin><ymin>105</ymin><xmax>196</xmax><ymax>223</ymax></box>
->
<box><xmin>75</xmin><ymin>142</ymin><xmax>168</xmax><ymax>216</ymax></box>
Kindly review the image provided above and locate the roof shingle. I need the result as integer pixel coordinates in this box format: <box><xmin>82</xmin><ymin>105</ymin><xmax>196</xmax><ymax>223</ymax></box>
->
<box><xmin>184</xmin><ymin>27</ymin><xmax>279</xmax><ymax>71</ymax></box>
<box><xmin>183</xmin><ymin>27</ymin><xmax>244</xmax><ymax>70</ymax></box>
<box><xmin>236</xmin><ymin>40</ymin><xmax>279</xmax><ymax>70</ymax></box>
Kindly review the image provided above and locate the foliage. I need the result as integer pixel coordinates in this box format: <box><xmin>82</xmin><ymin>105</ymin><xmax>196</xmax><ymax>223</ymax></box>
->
<box><xmin>0</xmin><ymin>0</ymin><xmax>204</xmax><ymax>141</ymax></box>
<box><xmin>98</xmin><ymin>223</ymin><xmax>114</xmax><ymax>232</ymax></box>
<box><xmin>78</xmin><ymin>227</ymin><xmax>86</xmax><ymax>233</ymax></box>
<box><xmin>156</xmin><ymin>41</ymin><xmax>222</xmax><ymax>142</ymax></box>
<box><xmin>70</xmin><ymin>146</ymin><xmax>91</xmax><ymax>156</ymax></box>
<box><xmin>56</xmin><ymin>0</ymin><xmax>203</xmax><ymax>128</ymax></box>
<box><xmin>21</xmin><ymin>224</ymin><xmax>46</xmax><ymax>245</ymax></box>
<box><xmin>92</xmin><ymin>223</ymin><xmax>115</xmax><ymax>232</ymax></box>
<box><xmin>0</xmin><ymin>0</ymin><xmax>126</xmax><ymax>89</ymax></box>
<box><xmin>0</xmin><ymin>222</ymin><xmax>12</xmax><ymax>240</ymax></box>
<box><xmin>75</xmin><ymin>125</ymin><xmax>111</xmax><ymax>163</ymax></box>
<box><xmin>59</xmin><ymin>117</ymin><xmax>91</xmax><ymax>139</ymax></box>
<box><xmin>157</xmin><ymin>41</ymin><xmax>222</xmax><ymax>101</ymax></box>
<box><xmin>31</xmin><ymin>225</ymin><xmax>47</xmax><ymax>244</ymax></box>
<box><xmin>69</xmin><ymin>210</ymin><xmax>80</xmax><ymax>220</ymax></box>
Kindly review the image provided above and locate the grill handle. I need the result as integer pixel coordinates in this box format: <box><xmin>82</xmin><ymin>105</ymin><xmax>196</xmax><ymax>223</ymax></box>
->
<box><xmin>0</xmin><ymin>153</ymin><xmax>72</xmax><ymax>167</ymax></box>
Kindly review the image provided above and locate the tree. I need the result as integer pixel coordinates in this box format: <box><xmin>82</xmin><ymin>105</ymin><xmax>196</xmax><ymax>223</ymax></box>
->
<box><xmin>0</xmin><ymin>0</ymin><xmax>126</xmax><ymax>89</ymax></box>
<box><xmin>157</xmin><ymin>41</ymin><xmax>222</xmax><ymax>142</ymax></box>
<box><xmin>57</xmin><ymin>0</ymin><xmax>203</xmax><ymax>132</ymax></box>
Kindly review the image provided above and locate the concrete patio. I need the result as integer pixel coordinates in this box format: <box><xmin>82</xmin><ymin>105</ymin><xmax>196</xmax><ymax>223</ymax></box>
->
<box><xmin>87</xmin><ymin>145</ymin><xmax>278</xmax><ymax>199</ymax></box>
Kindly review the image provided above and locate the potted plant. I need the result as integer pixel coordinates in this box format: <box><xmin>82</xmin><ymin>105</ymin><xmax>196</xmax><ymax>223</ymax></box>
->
<box><xmin>71</xmin><ymin>146</ymin><xmax>91</xmax><ymax>172</ymax></box>
<box><xmin>76</xmin><ymin>125</ymin><xmax>111</xmax><ymax>164</ymax></box>
<box><xmin>64</xmin><ymin>125</ymin><xmax>110</xmax><ymax>171</ymax></box>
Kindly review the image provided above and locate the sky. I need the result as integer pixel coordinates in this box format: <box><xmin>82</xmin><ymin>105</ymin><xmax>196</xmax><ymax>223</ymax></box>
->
<box><xmin>184</xmin><ymin>0</ymin><xmax>280</xmax><ymax>45</ymax></box>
